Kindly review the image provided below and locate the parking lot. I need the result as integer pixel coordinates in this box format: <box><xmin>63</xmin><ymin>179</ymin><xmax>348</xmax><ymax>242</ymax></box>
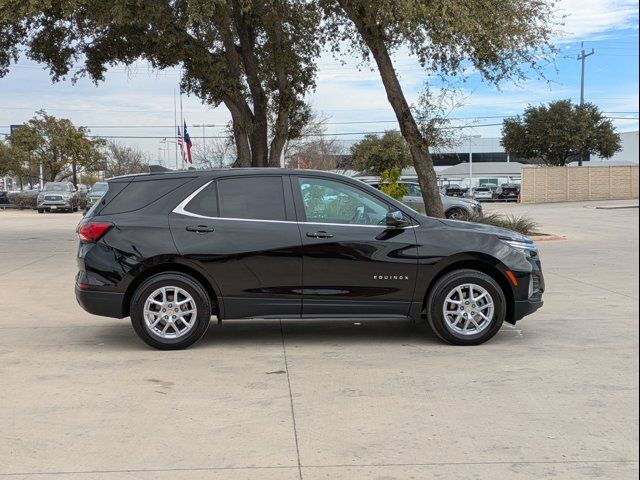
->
<box><xmin>1</xmin><ymin>201</ymin><xmax>638</xmax><ymax>479</ymax></box>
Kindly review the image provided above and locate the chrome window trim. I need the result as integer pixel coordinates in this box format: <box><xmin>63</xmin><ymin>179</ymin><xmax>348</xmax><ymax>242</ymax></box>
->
<box><xmin>173</xmin><ymin>179</ymin><xmax>419</xmax><ymax>229</ymax></box>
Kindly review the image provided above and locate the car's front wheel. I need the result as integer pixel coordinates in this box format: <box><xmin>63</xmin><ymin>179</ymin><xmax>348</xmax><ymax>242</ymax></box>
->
<box><xmin>426</xmin><ymin>269</ymin><xmax>506</xmax><ymax>345</ymax></box>
<box><xmin>130</xmin><ymin>273</ymin><xmax>212</xmax><ymax>350</ymax></box>
<box><xmin>445</xmin><ymin>208</ymin><xmax>466</xmax><ymax>220</ymax></box>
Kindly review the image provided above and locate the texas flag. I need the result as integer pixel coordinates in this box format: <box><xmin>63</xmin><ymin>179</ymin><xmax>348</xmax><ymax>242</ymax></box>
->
<box><xmin>183</xmin><ymin>121</ymin><xmax>192</xmax><ymax>164</ymax></box>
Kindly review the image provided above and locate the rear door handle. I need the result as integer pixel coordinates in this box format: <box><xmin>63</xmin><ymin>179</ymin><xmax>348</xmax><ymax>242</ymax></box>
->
<box><xmin>306</xmin><ymin>231</ymin><xmax>333</xmax><ymax>239</ymax></box>
<box><xmin>186</xmin><ymin>225</ymin><xmax>214</xmax><ymax>233</ymax></box>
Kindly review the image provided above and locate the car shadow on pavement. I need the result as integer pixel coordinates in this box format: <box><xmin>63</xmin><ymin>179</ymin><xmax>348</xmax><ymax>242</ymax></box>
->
<box><xmin>85</xmin><ymin>318</ymin><xmax>444</xmax><ymax>351</ymax></box>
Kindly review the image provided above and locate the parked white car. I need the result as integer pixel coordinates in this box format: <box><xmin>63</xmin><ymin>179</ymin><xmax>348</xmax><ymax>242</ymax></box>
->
<box><xmin>472</xmin><ymin>186</ymin><xmax>494</xmax><ymax>201</ymax></box>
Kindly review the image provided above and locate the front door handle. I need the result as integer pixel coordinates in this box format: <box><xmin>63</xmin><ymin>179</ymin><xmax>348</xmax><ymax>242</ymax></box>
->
<box><xmin>186</xmin><ymin>225</ymin><xmax>214</xmax><ymax>233</ymax></box>
<box><xmin>306</xmin><ymin>231</ymin><xmax>334</xmax><ymax>239</ymax></box>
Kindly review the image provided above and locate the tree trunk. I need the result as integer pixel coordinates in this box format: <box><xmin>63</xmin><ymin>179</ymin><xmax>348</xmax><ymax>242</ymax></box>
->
<box><xmin>337</xmin><ymin>1</ymin><xmax>445</xmax><ymax>218</ymax></box>
<box><xmin>267</xmin><ymin>12</ymin><xmax>289</xmax><ymax>168</ymax></box>
<box><xmin>226</xmin><ymin>101</ymin><xmax>252</xmax><ymax>167</ymax></box>
<box><xmin>232</xmin><ymin>1</ymin><xmax>270</xmax><ymax>168</ymax></box>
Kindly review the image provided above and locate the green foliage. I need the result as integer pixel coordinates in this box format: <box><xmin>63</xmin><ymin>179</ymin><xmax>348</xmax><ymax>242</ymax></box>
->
<box><xmin>0</xmin><ymin>0</ymin><xmax>321</xmax><ymax>167</ymax></box>
<box><xmin>0</xmin><ymin>140</ymin><xmax>25</xmax><ymax>177</ymax></box>
<box><xmin>460</xmin><ymin>212</ymin><xmax>540</xmax><ymax>236</ymax></box>
<box><xmin>378</xmin><ymin>167</ymin><xmax>408</xmax><ymax>201</ymax></box>
<box><xmin>351</xmin><ymin>131</ymin><xmax>411</xmax><ymax>176</ymax></box>
<box><xmin>7</xmin><ymin>111</ymin><xmax>105</xmax><ymax>182</ymax></box>
<box><xmin>501</xmin><ymin>100</ymin><xmax>622</xmax><ymax>166</ymax></box>
<box><xmin>322</xmin><ymin>0</ymin><xmax>557</xmax><ymax>85</ymax></box>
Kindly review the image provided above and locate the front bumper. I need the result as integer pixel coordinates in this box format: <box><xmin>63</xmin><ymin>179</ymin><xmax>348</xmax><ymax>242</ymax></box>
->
<box><xmin>513</xmin><ymin>298</ymin><xmax>544</xmax><ymax>321</ymax></box>
<box><xmin>38</xmin><ymin>200</ymin><xmax>72</xmax><ymax>210</ymax></box>
<box><xmin>508</xmin><ymin>252</ymin><xmax>545</xmax><ymax>323</ymax></box>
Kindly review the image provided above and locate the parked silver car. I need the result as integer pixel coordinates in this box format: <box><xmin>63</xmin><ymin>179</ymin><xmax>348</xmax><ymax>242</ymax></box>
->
<box><xmin>365</xmin><ymin>180</ymin><xmax>482</xmax><ymax>219</ymax></box>
<box><xmin>84</xmin><ymin>182</ymin><xmax>109</xmax><ymax>212</ymax></box>
<box><xmin>37</xmin><ymin>182</ymin><xmax>79</xmax><ymax>213</ymax></box>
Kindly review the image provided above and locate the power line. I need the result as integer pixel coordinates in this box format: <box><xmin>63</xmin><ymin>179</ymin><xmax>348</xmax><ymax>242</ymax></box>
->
<box><xmin>2</xmin><ymin>113</ymin><xmax>637</xmax><ymax>130</ymax></box>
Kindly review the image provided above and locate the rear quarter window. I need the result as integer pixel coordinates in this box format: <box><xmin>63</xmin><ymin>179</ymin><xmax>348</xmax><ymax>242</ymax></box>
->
<box><xmin>100</xmin><ymin>177</ymin><xmax>194</xmax><ymax>215</ymax></box>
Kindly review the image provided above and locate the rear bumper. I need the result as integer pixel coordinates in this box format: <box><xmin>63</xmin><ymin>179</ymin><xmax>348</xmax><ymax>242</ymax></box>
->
<box><xmin>75</xmin><ymin>286</ymin><xmax>126</xmax><ymax>319</ymax></box>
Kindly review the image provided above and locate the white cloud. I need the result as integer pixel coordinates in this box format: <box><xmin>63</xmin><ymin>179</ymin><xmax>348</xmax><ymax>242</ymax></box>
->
<box><xmin>557</xmin><ymin>0</ymin><xmax>639</xmax><ymax>39</ymax></box>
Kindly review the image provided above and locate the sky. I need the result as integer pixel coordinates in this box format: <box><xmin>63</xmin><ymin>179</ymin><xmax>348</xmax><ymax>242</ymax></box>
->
<box><xmin>0</xmin><ymin>0</ymin><xmax>638</xmax><ymax>164</ymax></box>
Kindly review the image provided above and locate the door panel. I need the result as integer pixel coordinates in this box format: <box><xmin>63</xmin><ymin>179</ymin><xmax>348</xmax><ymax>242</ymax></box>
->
<box><xmin>293</xmin><ymin>176</ymin><xmax>419</xmax><ymax>317</ymax></box>
<box><xmin>169</xmin><ymin>176</ymin><xmax>303</xmax><ymax>319</ymax></box>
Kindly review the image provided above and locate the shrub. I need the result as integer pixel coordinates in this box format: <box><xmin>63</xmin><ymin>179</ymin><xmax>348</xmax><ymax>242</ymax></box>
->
<box><xmin>378</xmin><ymin>167</ymin><xmax>408</xmax><ymax>201</ymax></box>
<box><xmin>7</xmin><ymin>191</ymin><xmax>38</xmax><ymax>209</ymax></box>
<box><xmin>460</xmin><ymin>212</ymin><xmax>540</xmax><ymax>236</ymax></box>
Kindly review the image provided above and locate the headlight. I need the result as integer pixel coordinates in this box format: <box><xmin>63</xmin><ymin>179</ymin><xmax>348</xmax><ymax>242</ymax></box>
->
<box><xmin>37</xmin><ymin>194</ymin><xmax>44</xmax><ymax>201</ymax></box>
<box><xmin>499</xmin><ymin>237</ymin><xmax>538</xmax><ymax>252</ymax></box>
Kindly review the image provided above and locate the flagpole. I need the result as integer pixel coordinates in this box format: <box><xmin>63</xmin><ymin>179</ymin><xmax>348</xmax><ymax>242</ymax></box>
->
<box><xmin>173</xmin><ymin>88</ymin><xmax>179</xmax><ymax>170</ymax></box>
<box><xmin>179</xmin><ymin>89</ymin><xmax>184</xmax><ymax>169</ymax></box>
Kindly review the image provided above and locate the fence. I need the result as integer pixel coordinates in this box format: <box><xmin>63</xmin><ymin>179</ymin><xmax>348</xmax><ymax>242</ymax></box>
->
<box><xmin>520</xmin><ymin>165</ymin><xmax>639</xmax><ymax>204</ymax></box>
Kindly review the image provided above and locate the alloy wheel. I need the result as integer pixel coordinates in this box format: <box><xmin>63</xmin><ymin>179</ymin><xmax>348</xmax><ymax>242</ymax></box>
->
<box><xmin>442</xmin><ymin>283</ymin><xmax>495</xmax><ymax>336</ymax></box>
<box><xmin>143</xmin><ymin>286</ymin><xmax>197</xmax><ymax>339</ymax></box>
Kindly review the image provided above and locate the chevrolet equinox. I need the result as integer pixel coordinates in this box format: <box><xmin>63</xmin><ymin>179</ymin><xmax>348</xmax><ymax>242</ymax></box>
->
<box><xmin>75</xmin><ymin>169</ymin><xmax>544</xmax><ymax>349</ymax></box>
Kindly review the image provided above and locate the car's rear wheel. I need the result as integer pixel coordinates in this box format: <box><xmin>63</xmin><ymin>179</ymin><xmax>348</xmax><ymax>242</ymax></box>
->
<box><xmin>426</xmin><ymin>269</ymin><xmax>505</xmax><ymax>345</ymax></box>
<box><xmin>130</xmin><ymin>273</ymin><xmax>211</xmax><ymax>350</ymax></box>
<box><xmin>445</xmin><ymin>208</ymin><xmax>466</xmax><ymax>220</ymax></box>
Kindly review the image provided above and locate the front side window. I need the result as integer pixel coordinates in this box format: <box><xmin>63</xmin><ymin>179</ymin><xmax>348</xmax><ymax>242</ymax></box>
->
<box><xmin>218</xmin><ymin>176</ymin><xmax>286</xmax><ymax>221</ymax></box>
<box><xmin>297</xmin><ymin>177</ymin><xmax>390</xmax><ymax>225</ymax></box>
<box><xmin>405</xmin><ymin>183</ymin><xmax>422</xmax><ymax>197</ymax></box>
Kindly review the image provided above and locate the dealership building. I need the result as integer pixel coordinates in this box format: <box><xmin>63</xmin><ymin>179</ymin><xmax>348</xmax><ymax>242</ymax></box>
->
<box><xmin>393</xmin><ymin>131</ymin><xmax>640</xmax><ymax>188</ymax></box>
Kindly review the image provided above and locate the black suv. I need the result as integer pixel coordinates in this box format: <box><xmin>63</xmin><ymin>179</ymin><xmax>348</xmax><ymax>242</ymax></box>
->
<box><xmin>495</xmin><ymin>184</ymin><xmax>520</xmax><ymax>201</ymax></box>
<box><xmin>76</xmin><ymin>169</ymin><xmax>544</xmax><ymax>349</ymax></box>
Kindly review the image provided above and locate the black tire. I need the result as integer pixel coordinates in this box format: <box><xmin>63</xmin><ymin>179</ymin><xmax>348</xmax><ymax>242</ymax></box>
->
<box><xmin>445</xmin><ymin>208</ymin><xmax>465</xmax><ymax>220</ymax></box>
<box><xmin>130</xmin><ymin>272</ymin><xmax>212</xmax><ymax>350</ymax></box>
<box><xmin>426</xmin><ymin>269</ymin><xmax>506</xmax><ymax>346</ymax></box>
<box><xmin>37</xmin><ymin>208</ymin><xmax>44</xmax><ymax>213</ymax></box>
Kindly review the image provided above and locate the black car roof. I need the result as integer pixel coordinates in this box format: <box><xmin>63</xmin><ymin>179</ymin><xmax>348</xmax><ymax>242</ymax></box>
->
<box><xmin>108</xmin><ymin>168</ymin><xmax>355</xmax><ymax>183</ymax></box>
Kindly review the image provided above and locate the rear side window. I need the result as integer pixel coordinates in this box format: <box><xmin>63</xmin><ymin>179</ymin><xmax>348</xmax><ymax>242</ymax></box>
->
<box><xmin>218</xmin><ymin>176</ymin><xmax>286</xmax><ymax>221</ymax></box>
<box><xmin>185</xmin><ymin>182</ymin><xmax>218</xmax><ymax>217</ymax></box>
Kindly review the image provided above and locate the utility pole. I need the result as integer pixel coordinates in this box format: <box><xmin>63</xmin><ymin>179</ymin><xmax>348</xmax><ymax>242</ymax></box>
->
<box><xmin>577</xmin><ymin>42</ymin><xmax>595</xmax><ymax>166</ymax></box>
<box><xmin>578</xmin><ymin>42</ymin><xmax>595</xmax><ymax>106</ymax></box>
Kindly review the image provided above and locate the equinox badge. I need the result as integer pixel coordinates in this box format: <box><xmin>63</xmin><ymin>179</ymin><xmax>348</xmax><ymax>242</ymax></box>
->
<box><xmin>373</xmin><ymin>275</ymin><xmax>410</xmax><ymax>280</ymax></box>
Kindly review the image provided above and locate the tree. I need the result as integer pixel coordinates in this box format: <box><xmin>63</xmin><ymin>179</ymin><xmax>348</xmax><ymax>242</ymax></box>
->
<box><xmin>322</xmin><ymin>0</ymin><xmax>557</xmax><ymax>217</ymax></box>
<box><xmin>104</xmin><ymin>141</ymin><xmax>149</xmax><ymax>177</ymax></box>
<box><xmin>0</xmin><ymin>0</ymin><xmax>320</xmax><ymax>168</ymax></box>
<box><xmin>501</xmin><ymin>100</ymin><xmax>622</xmax><ymax>166</ymax></box>
<box><xmin>351</xmin><ymin>131</ymin><xmax>411</xmax><ymax>176</ymax></box>
<box><xmin>285</xmin><ymin>113</ymin><xmax>344</xmax><ymax>169</ymax></box>
<box><xmin>9</xmin><ymin>111</ymin><xmax>105</xmax><ymax>183</ymax></box>
<box><xmin>191</xmin><ymin>139</ymin><xmax>235</xmax><ymax>169</ymax></box>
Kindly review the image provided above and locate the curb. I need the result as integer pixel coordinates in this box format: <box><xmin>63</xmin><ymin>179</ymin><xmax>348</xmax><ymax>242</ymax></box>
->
<box><xmin>529</xmin><ymin>235</ymin><xmax>566</xmax><ymax>242</ymax></box>
<box><xmin>594</xmin><ymin>205</ymin><xmax>639</xmax><ymax>210</ymax></box>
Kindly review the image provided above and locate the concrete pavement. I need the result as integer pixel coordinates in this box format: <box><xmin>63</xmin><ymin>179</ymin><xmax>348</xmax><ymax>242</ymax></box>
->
<box><xmin>0</xmin><ymin>201</ymin><xmax>638</xmax><ymax>479</ymax></box>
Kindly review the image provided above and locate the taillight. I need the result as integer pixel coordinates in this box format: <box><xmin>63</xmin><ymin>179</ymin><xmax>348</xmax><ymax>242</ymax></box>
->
<box><xmin>76</xmin><ymin>222</ymin><xmax>113</xmax><ymax>242</ymax></box>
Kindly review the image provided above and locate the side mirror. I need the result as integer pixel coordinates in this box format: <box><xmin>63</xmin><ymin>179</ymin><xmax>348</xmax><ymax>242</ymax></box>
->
<box><xmin>386</xmin><ymin>210</ymin><xmax>410</xmax><ymax>228</ymax></box>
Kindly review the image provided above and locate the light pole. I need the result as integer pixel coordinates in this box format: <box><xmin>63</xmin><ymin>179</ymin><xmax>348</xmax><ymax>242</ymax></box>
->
<box><xmin>159</xmin><ymin>139</ymin><xmax>176</xmax><ymax>168</ymax></box>
<box><xmin>463</xmin><ymin>135</ymin><xmax>481</xmax><ymax>195</ymax></box>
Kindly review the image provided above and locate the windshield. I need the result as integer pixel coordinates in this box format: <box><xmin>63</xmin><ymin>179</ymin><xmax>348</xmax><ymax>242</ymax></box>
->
<box><xmin>91</xmin><ymin>183</ymin><xmax>108</xmax><ymax>192</ymax></box>
<box><xmin>44</xmin><ymin>183</ymin><xmax>69</xmax><ymax>192</ymax></box>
